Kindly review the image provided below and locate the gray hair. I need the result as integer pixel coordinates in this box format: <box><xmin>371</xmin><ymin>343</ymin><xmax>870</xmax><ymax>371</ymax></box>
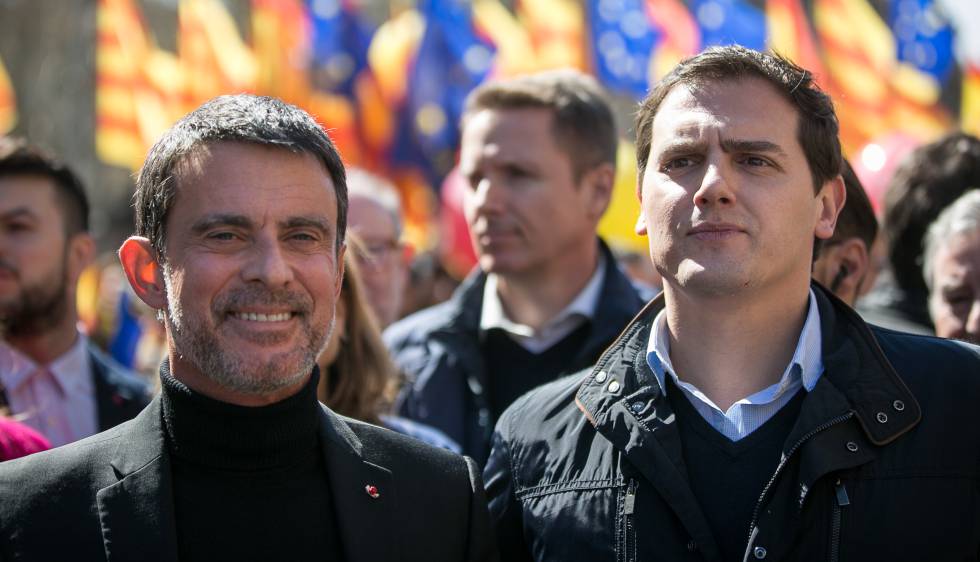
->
<box><xmin>134</xmin><ymin>94</ymin><xmax>348</xmax><ymax>259</ymax></box>
<box><xmin>346</xmin><ymin>168</ymin><xmax>403</xmax><ymax>238</ymax></box>
<box><xmin>923</xmin><ymin>189</ymin><xmax>980</xmax><ymax>291</ymax></box>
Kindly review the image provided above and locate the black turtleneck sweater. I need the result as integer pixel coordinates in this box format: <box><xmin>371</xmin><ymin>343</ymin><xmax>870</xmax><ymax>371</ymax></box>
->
<box><xmin>160</xmin><ymin>364</ymin><xmax>343</xmax><ymax>561</ymax></box>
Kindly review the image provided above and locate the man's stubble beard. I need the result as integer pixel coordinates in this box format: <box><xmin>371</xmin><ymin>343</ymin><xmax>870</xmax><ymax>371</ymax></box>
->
<box><xmin>0</xmin><ymin>251</ymin><xmax>70</xmax><ymax>338</ymax></box>
<box><xmin>162</xmin><ymin>264</ymin><xmax>332</xmax><ymax>397</ymax></box>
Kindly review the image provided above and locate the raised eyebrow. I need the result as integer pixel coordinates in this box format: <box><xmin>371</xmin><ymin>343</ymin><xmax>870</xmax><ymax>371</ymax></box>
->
<box><xmin>190</xmin><ymin>214</ymin><xmax>253</xmax><ymax>235</ymax></box>
<box><xmin>720</xmin><ymin>138</ymin><xmax>788</xmax><ymax>157</ymax></box>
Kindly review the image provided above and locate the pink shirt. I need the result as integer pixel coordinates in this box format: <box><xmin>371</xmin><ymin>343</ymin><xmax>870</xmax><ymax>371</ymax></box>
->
<box><xmin>0</xmin><ymin>335</ymin><xmax>98</xmax><ymax>448</ymax></box>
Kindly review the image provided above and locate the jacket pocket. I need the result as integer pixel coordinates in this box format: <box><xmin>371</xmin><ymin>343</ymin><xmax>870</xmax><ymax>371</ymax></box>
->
<box><xmin>619</xmin><ymin>479</ymin><xmax>638</xmax><ymax>562</ymax></box>
<box><xmin>829</xmin><ymin>478</ymin><xmax>849</xmax><ymax>562</ymax></box>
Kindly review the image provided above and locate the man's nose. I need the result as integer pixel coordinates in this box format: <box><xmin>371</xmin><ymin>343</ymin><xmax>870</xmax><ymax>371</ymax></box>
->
<box><xmin>241</xmin><ymin>235</ymin><xmax>293</xmax><ymax>287</ymax></box>
<box><xmin>469</xmin><ymin>176</ymin><xmax>506</xmax><ymax>214</ymax></box>
<box><xmin>693</xmin><ymin>162</ymin><xmax>736</xmax><ymax>208</ymax></box>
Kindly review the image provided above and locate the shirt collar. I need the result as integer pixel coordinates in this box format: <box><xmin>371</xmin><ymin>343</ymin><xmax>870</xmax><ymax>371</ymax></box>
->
<box><xmin>0</xmin><ymin>332</ymin><xmax>90</xmax><ymax>395</ymax></box>
<box><xmin>480</xmin><ymin>251</ymin><xmax>607</xmax><ymax>337</ymax></box>
<box><xmin>49</xmin><ymin>333</ymin><xmax>93</xmax><ymax>396</ymax></box>
<box><xmin>646</xmin><ymin>288</ymin><xmax>824</xmax><ymax>402</ymax></box>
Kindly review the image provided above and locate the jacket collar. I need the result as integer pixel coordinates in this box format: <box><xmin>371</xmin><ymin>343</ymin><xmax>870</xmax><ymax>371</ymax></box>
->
<box><xmin>577</xmin><ymin>282</ymin><xmax>921</xmax><ymax>454</ymax></box>
<box><xmin>441</xmin><ymin>237</ymin><xmax>647</xmax><ymax>351</ymax></box>
<box><xmin>94</xmin><ymin>398</ymin><xmax>397</xmax><ymax>562</ymax></box>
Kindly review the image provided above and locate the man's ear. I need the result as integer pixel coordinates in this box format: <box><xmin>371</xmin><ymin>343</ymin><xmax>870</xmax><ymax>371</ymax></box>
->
<box><xmin>815</xmin><ymin>174</ymin><xmax>846</xmax><ymax>240</ymax></box>
<box><xmin>67</xmin><ymin>232</ymin><xmax>96</xmax><ymax>283</ymax></box>
<box><xmin>581</xmin><ymin>162</ymin><xmax>615</xmax><ymax>220</ymax></box>
<box><xmin>118</xmin><ymin>237</ymin><xmax>167</xmax><ymax>310</ymax></box>
<box><xmin>635</xmin><ymin>212</ymin><xmax>648</xmax><ymax>236</ymax></box>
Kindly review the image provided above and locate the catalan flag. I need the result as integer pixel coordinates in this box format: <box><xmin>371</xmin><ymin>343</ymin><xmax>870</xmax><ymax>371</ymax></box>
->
<box><xmin>813</xmin><ymin>0</ymin><xmax>949</xmax><ymax>154</ymax></box>
<box><xmin>178</xmin><ymin>0</ymin><xmax>257</xmax><ymax>112</ymax></box>
<box><xmin>472</xmin><ymin>0</ymin><xmax>537</xmax><ymax>78</ymax></box>
<box><xmin>0</xmin><ymin>55</ymin><xmax>16</xmax><ymax>134</ymax></box>
<box><xmin>645</xmin><ymin>0</ymin><xmax>700</xmax><ymax>80</ymax></box>
<box><xmin>766</xmin><ymin>0</ymin><xmax>826</xmax><ymax>82</ymax></box>
<box><xmin>96</xmin><ymin>0</ymin><xmax>181</xmax><ymax>170</ymax></box>
<box><xmin>516</xmin><ymin>0</ymin><xmax>587</xmax><ymax>71</ymax></box>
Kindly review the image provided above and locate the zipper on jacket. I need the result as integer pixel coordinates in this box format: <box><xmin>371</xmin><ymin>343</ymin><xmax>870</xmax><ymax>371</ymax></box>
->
<box><xmin>744</xmin><ymin>412</ymin><xmax>855</xmax><ymax>557</ymax></box>
<box><xmin>829</xmin><ymin>479</ymin><xmax>849</xmax><ymax>562</ymax></box>
<box><xmin>622</xmin><ymin>479</ymin><xmax>637</xmax><ymax>562</ymax></box>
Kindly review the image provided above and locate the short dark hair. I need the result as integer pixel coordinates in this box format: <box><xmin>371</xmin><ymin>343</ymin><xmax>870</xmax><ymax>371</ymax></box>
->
<box><xmin>883</xmin><ymin>132</ymin><xmax>980</xmax><ymax>300</ymax></box>
<box><xmin>635</xmin><ymin>46</ymin><xmax>842</xmax><ymax>194</ymax></box>
<box><xmin>134</xmin><ymin>94</ymin><xmax>348</xmax><ymax>258</ymax></box>
<box><xmin>832</xmin><ymin>160</ymin><xmax>878</xmax><ymax>250</ymax></box>
<box><xmin>0</xmin><ymin>137</ymin><xmax>89</xmax><ymax>235</ymax></box>
<box><xmin>462</xmin><ymin>69</ymin><xmax>618</xmax><ymax>180</ymax></box>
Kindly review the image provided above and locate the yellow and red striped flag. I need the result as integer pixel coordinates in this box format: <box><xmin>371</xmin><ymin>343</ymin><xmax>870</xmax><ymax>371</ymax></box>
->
<box><xmin>516</xmin><ymin>0</ymin><xmax>587</xmax><ymax>71</ymax></box>
<box><xmin>96</xmin><ymin>0</ymin><xmax>182</xmax><ymax>170</ymax></box>
<box><xmin>813</xmin><ymin>0</ymin><xmax>948</xmax><ymax>155</ymax></box>
<box><xmin>178</xmin><ymin>0</ymin><xmax>257</xmax><ymax>113</ymax></box>
<box><xmin>645</xmin><ymin>0</ymin><xmax>700</xmax><ymax>81</ymax></box>
<box><xmin>0</xmin><ymin>55</ymin><xmax>16</xmax><ymax>134</ymax></box>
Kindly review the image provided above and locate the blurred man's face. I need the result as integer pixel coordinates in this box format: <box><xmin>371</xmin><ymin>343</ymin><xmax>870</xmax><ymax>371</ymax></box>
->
<box><xmin>158</xmin><ymin>142</ymin><xmax>344</xmax><ymax>405</ymax></box>
<box><xmin>348</xmin><ymin>196</ymin><xmax>406</xmax><ymax>328</ymax></box>
<box><xmin>460</xmin><ymin>107</ymin><xmax>604</xmax><ymax>279</ymax></box>
<box><xmin>639</xmin><ymin>78</ymin><xmax>841</xmax><ymax>300</ymax></box>
<box><xmin>929</xmin><ymin>229</ymin><xmax>980</xmax><ymax>344</ymax></box>
<box><xmin>0</xmin><ymin>176</ymin><xmax>71</xmax><ymax>336</ymax></box>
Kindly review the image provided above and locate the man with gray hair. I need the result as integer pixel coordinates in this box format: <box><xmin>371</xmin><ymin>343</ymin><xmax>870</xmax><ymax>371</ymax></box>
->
<box><xmin>0</xmin><ymin>95</ymin><xmax>495</xmax><ymax>561</ymax></box>
<box><xmin>385</xmin><ymin>70</ymin><xmax>649</xmax><ymax>464</ymax></box>
<box><xmin>346</xmin><ymin>168</ymin><xmax>408</xmax><ymax>328</ymax></box>
<box><xmin>923</xmin><ymin>189</ymin><xmax>980</xmax><ymax>344</ymax></box>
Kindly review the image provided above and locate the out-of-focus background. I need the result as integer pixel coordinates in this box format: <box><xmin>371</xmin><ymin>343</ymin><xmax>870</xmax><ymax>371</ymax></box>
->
<box><xmin>1</xmin><ymin>0</ymin><xmax>977</xmax><ymax>371</ymax></box>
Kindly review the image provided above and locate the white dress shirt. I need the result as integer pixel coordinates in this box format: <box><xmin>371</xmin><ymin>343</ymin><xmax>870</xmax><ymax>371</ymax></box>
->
<box><xmin>646</xmin><ymin>290</ymin><xmax>824</xmax><ymax>441</ymax></box>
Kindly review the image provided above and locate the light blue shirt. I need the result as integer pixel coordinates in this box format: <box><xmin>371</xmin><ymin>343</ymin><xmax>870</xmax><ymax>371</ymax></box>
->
<box><xmin>646</xmin><ymin>290</ymin><xmax>824</xmax><ymax>442</ymax></box>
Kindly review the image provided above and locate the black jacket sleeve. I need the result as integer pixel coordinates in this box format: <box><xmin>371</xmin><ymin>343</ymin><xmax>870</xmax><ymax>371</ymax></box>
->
<box><xmin>483</xmin><ymin>423</ymin><xmax>533</xmax><ymax>562</ymax></box>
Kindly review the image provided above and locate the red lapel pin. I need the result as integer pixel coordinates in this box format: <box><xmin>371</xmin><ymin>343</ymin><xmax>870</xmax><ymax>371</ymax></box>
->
<box><xmin>365</xmin><ymin>484</ymin><xmax>380</xmax><ymax>499</ymax></box>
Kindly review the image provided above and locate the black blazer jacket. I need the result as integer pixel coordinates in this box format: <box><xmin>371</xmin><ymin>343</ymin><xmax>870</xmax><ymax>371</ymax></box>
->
<box><xmin>0</xmin><ymin>398</ymin><xmax>497</xmax><ymax>561</ymax></box>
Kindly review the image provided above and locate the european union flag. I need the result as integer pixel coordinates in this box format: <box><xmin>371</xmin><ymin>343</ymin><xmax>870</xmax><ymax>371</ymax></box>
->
<box><xmin>889</xmin><ymin>0</ymin><xmax>954</xmax><ymax>83</ymax></box>
<box><xmin>588</xmin><ymin>0</ymin><xmax>660</xmax><ymax>99</ymax></box>
<box><xmin>691</xmin><ymin>0</ymin><xmax>766</xmax><ymax>51</ymax></box>
<box><xmin>392</xmin><ymin>0</ymin><xmax>494</xmax><ymax>184</ymax></box>
<box><xmin>308</xmin><ymin>0</ymin><xmax>373</xmax><ymax>97</ymax></box>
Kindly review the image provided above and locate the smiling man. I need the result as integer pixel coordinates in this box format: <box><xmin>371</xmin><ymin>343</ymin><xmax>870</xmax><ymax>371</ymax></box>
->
<box><xmin>0</xmin><ymin>95</ymin><xmax>494</xmax><ymax>562</ymax></box>
<box><xmin>484</xmin><ymin>47</ymin><xmax>980</xmax><ymax>562</ymax></box>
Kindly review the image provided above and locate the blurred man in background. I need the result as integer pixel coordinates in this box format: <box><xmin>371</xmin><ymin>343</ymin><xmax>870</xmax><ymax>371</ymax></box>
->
<box><xmin>346</xmin><ymin>168</ymin><xmax>409</xmax><ymax>329</ymax></box>
<box><xmin>812</xmin><ymin>161</ymin><xmax>879</xmax><ymax>305</ymax></box>
<box><xmin>0</xmin><ymin>138</ymin><xmax>149</xmax><ymax>447</ymax></box>
<box><xmin>385</xmin><ymin>70</ymin><xmax>649</xmax><ymax>464</ymax></box>
<box><xmin>923</xmin><ymin>189</ymin><xmax>980</xmax><ymax>344</ymax></box>
<box><xmin>860</xmin><ymin>132</ymin><xmax>980</xmax><ymax>334</ymax></box>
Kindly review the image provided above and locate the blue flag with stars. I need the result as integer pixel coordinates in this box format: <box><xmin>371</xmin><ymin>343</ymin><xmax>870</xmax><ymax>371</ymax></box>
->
<box><xmin>588</xmin><ymin>0</ymin><xmax>660</xmax><ymax>100</ymax></box>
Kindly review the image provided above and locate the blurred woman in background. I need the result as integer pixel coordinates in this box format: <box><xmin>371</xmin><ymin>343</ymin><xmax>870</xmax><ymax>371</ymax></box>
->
<box><xmin>317</xmin><ymin>236</ymin><xmax>459</xmax><ymax>451</ymax></box>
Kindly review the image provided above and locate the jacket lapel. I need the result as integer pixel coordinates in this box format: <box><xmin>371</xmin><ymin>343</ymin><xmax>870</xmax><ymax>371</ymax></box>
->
<box><xmin>95</xmin><ymin>399</ymin><xmax>179</xmax><ymax>562</ymax></box>
<box><xmin>577</xmin><ymin>295</ymin><xmax>725</xmax><ymax>562</ymax></box>
<box><xmin>318</xmin><ymin>405</ymin><xmax>397</xmax><ymax>562</ymax></box>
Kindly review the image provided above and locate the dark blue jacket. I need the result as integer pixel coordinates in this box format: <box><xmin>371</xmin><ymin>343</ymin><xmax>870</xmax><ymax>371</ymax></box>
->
<box><xmin>385</xmin><ymin>240</ymin><xmax>651</xmax><ymax>465</ymax></box>
<box><xmin>484</xmin><ymin>284</ymin><xmax>980</xmax><ymax>562</ymax></box>
<box><xmin>88</xmin><ymin>343</ymin><xmax>152</xmax><ymax>431</ymax></box>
